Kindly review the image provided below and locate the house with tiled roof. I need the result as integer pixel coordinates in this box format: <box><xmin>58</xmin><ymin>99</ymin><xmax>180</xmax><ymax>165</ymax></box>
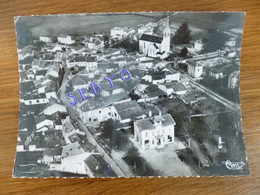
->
<box><xmin>134</xmin><ymin>113</ymin><xmax>175</xmax><ymax>149</ymax></box>
<box><xmin>21</xmin><ymin>93</ymin><xmax>48</xmax><ymax>105</ymax></box>
<box><xmin>67</xmin><ymin>55</ymin><xmax>97</xmax><ymax>72</ymax></box>
<box><xmin>35</xmin><ymin>114</ymin><xmax>54</xmax><ymax>131</ymax></box>
<box><xmin>114</xmin><ymin>101</ymin><xmax>146</xmax><ymax>123</ymax></box>
<box><xmin>57</xmin><ymin>35</ymin><xmax>75</xmax><ymax>45</ymax></box>
<box><xmin>187</xmin><ymin>60</ymin><xmax>203</xmax><ymax>78</ymax></box>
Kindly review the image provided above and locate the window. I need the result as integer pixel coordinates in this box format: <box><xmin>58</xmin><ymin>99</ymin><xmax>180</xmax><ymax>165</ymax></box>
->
<box><xmin>145</xmin><ymin>140</ymin><xmax>149</xmax><ymax>147</ymax></box>
<box><xmin>168</xmin><ymin>135</ymin><xmax>172</xmax><ymax>142</ymax></box>
<box><xmin>146</xmin><ymin>132</ymin><xmax>148</xmax><ymax>137</ymax></box>
<box><xmin>29</xmin><ymin>101</ymin><xmax>32</xmax><ymax>104</ymax></box>
<box><xmin>99</xmin><ymin>110</ymin><xmax>101</xmax><ymax>114</ymax></box>
<box><xmin>163</xmin><ymin>137</ymin><xmax>165</xmax><ymax>142</ymax></box>
<box><xmin>36</xmin><ymin>100</ymin><xmax>39</xmax><ymax>103</ymax></box>
<box><xmin>152</xmin><ymin>140</ymin><xmax>154</xmax><ymax>144</ymax></box>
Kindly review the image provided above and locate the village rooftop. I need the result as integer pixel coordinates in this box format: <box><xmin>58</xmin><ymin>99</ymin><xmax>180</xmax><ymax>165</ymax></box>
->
<box><xmin>66</xmin><ymin>69</ymin><xmax>131</xmax><ymax>106</ymax></box>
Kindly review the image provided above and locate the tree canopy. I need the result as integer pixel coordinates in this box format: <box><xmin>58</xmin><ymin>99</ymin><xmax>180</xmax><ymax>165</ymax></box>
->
<box><xmin>172</xmin><ymin>22</ymin><xmax>192</xmax><ymax>45</ymax></box>
<box><xmin>201</xmin><ymin>29</ymin><xmax>230</xmax><ymax>53</ymax></box>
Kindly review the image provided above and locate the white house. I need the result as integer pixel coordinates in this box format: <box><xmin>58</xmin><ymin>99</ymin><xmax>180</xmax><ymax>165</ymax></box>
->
<box><xmin>228</xmin><ymin>71</ymin><xmax>239</xmax><ymax>89</ymax></box>
<box><xmin>39</xmin><ymin>36</ymin><xmax>53</xmax><ymax>43</ymax></box>
<box><xmin>226</xmin><ymin>37</ymin><xmax>236</xmax><ymax>48</ymax></box>
<box><xmin>158</xmin><ymin>83</ymin><xmax>174</xmax><ymax>95</ymax></box>
<box><xmin>67</xmin><ymin>56</ymin><xmax>97</xmax><ymax>72</ymax></box>
<box><xmin>78</xmin><ymin>105</ymin><xmax>118</xmax><ymax>124</ymax></box>
<box><xmin>43</xmin><ymin>103</ymin><xmax>67</xmax><ymax>116</ymax></box>
<box><xmin>134</xmin><ymin>113</ymin><xmax>175</xmax><ymax>149</ymax></box>
<box><xmin>187</xmin><ymin>61</ymin><xmax>203</xmax><ymax>78</ymax></box>
<box><xmin>50</xmin><ymin>143</ymin><xmax>104</xmax><ymax>177</ymax></box>
<box><xmin>46</xmin><ymin>91</ymin><xmax>57</xmax><ymax>99</ymax></box>
<box><xmin>165</xmin><ymin>71</ymin><xmax>180</xmax><ymax>82</ymax></box>
<box><xmin>38</xmin><ymin>86</ymin><xmax>46</xmax><ymax>94</ymax></box>
<box><xmin>57</xmin><ymin>142</ymin><xmax>91</xmax><ymax>175</ymax></box>
<box><xmin>35</xmin><ymin>115</ymin><xmax>54</xmax><ymax>130</ymax></box>
<box><xmin>22</xmin><ymin>94</ymin><xmax>48</xmax><ymax>105</ymax></box>
<box><xmin>194</xmin><ymin>39</ymin><xmax>203</xmax><ymax>52</ymax></box>
<box><xmin>110</xmin><ymin>27</ymin><xmax>127</xmax><ymax>39</ymax></box>
<box><xmin>159</xmin><ymin>81</ymin><xmax>186</xmax><ymax>96</ymax></box>
<box><xmin>210</xmin><ymin>71</ymin><xmax>224</xmax><ymax>79</ymax></box>
<box><xmin>204</xmin><ymin>66</ymin><xmax>224</xmax><ymax>79</ymax></box>
<box><xmin>57</xmin><ymin>35</ymin><xmax>75</xmax><ymax>45</ymax></box>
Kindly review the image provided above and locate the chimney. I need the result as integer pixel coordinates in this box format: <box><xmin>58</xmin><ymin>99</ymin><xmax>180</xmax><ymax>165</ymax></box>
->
<box><xmin>149</xmin><ymin>110</ymin><xmax>152</xmax><ymax>117</ymax></box>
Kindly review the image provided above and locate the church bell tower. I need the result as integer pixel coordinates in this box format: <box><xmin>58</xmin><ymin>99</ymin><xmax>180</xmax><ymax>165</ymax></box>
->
<box><xmin>161</xmin><ymin>16</ymin><xmax>171</xmax><ymax>53</ymax></box>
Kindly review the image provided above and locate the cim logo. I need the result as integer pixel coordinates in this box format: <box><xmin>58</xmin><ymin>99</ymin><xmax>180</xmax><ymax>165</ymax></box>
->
<box><xmin>222</xmin><ymin>160</ymin><xmax>245</xmax><ymax>170</ymax></box>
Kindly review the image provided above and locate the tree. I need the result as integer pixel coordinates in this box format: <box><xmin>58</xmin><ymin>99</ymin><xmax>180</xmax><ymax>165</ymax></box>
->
<box><xmin>103</xmin><ymin>35</ymin><xmax>110</xmax><ymax>48</ymax></box>
<box><xmin>201</xmin><ymin>29</ymin><xmax>229</xmax><ymax>53</ymax></box>
<box><xmin>179</xmin><ymin>47</ymin><xmax>188</xmax><ymax>57</ymax></box>
<box><xmin>172</xmin><ymin>22</ymin><xmax>191</xmax><ymax>45</ymax></box>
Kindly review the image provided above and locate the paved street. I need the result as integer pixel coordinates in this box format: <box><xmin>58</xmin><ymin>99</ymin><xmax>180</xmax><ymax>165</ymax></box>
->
<box><xmin>59</xmin><ymin>85</ymin><xmax>130</xmax><ymax>177</ymax></box>
<box><xmin>166</xmin><ymin>63</ymin><xmax>240</xmax><ymax>111</ymax></box>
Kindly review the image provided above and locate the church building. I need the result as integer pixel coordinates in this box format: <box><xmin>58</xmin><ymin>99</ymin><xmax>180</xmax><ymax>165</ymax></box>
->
<box><xmin>139</xmin><ymin>16</ymin><xmax>171</xmax><ymax>58</ymax></box>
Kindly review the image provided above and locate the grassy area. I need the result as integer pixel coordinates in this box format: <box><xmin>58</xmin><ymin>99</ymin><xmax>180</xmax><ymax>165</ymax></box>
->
<box><xmin>199</xmin><ymin>76</ymin><xmax>240</xmax><ymax>104</ymax></box>
<box><xmin>123</xmin><ymin>146</ymin><xmax>160</xmax><ymax>176</ymax></box>
<box><xmin>97</xmin><ymin>119</ymin><xmax>131</xmax><ymax>152</ymax></box>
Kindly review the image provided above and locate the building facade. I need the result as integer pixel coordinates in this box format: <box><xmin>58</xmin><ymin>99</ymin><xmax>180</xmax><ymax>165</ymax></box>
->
<box><xmin>139</xmin><ymin>16</ymin><xmax>171</xmax><ymax>58</ymax></box>
<box><xmin>134</xmin><ymin>113</ymin><xmax>175</xmax><ymax>149</ymax></box>
<box><xmin>187</xmin><ymin>61</ymin><xmax>203</xmax><ymax>78</ymax></box>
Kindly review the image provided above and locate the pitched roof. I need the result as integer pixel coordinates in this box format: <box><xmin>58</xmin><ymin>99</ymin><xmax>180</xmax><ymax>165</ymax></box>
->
<box><xmin>114</xmin><ymin>101</ymin><xmax>145</xmax><ymax>120</ymax></box>
<box><xmin>61</xmin><ymin>141</ymin><xmax>85</xmax><ymax>158</ymax></box>
<box><xmin>135</xmin><ymin>114</ymin><xmax>176</xmax><ymax>131</ymax></box>
<box><xmin>35</xmin><ymin>69</ymin><xmax>48</xmax><ymax>76</ymax></box>
<box><xmin>171</xmin><ymin>81</ymin><xmax>186</xmax><ymax>92</ymax></box>
<box><xmin>139</xmin><ymin>34</ymin><xmax>163</xmax><ymax>44</ymax></box>
<box><xmin>84</xmin><ymin>154</ymin><xmax>111</xmax><ymax>177</ymax></box>
<box><xmin>35</xmin><ymin>114</ymin><xmax>51</xmax><ymax>124</ymax></box>
<box><xmin>19</xmin><ymin>56</ymin><xmax>33</xmax><ymax>65</ymax></box>
<box><xmin>98</xmin><ymin>62</ymin><xmax>119</xmax><ymax>70</ymax></box>
<box><xmin>43</xmin><ymin>103</ymin><xmax>67</xmax><ymax>115</ymax></box>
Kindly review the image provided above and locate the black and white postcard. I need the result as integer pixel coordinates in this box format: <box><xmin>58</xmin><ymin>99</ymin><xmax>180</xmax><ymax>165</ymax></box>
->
<box><xmin>13</xmin><ymin>12</ymin><xmax>249</xmax><ymax>178</ymax></box>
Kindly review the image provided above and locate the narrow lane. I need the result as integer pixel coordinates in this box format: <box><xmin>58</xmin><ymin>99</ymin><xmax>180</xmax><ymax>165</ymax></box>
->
<box><xmin>166</xmin><ymin>63</ymin><xmax>240</xmax><ymax>111</ymax></box>
<box><xmin>60</xmin><ymin>87</ymin><xmax>129</xmax><ymax>177</ymax></box>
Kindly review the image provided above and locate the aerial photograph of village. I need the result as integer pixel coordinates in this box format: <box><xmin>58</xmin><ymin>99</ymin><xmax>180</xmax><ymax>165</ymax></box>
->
<box><xmin>13</xmin><ymin>12</ymin><xmax>249</xmax><ymax>177</ymax></box>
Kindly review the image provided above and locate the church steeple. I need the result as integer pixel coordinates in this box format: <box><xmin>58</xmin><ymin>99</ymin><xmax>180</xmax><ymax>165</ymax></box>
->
<box><xmin>164</xmin><ymin>15</ymin><xmax>170</xmax><ymax>38</ymax></box>
<box><xmin>162</xmin><ymin>15</ymin><xmax>171</xmax><ymax>52</ymax></box>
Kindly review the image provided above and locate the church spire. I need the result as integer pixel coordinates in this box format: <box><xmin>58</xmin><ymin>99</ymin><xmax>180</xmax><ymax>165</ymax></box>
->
<box><xmin>166</xmin><ymin>14</ymin><xmax>170</xmax><ymax>30</ymax></box>
<box><xmin>162</xmin><ymin>15</ymin><xmax>171</xmax><ymax>52</ymax></box>
<box><xmin>164</xmin><ymin>15</ymin><xmax>170</xmax><ymax>37</ymax></box>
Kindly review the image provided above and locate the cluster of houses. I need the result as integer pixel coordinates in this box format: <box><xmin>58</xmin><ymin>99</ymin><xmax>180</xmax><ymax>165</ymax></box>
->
<box><xmin>17</xmin><ymin>54</ymin><xmax>68</xmax><ymax>152</ymax></box>
<box><xmin>46</xmin><ymin>115</ymin><xmax>111</xmax><ymax>177</ymax></box>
